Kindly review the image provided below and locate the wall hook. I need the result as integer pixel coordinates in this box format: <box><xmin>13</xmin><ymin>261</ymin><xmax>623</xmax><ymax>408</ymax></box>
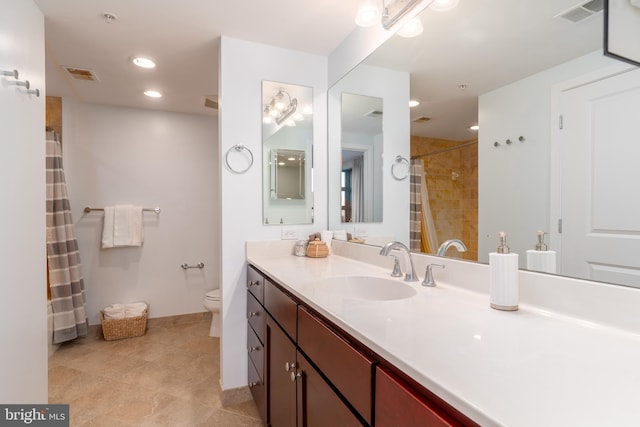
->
<box><xmin>1</xmin><ymin>69</ymin><xmax>19</xmax><ymax>79</ymax></box>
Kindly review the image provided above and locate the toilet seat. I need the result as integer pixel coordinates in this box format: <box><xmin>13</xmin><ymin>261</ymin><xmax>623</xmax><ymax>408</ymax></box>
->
<box><xmin>205</xmin><ymin>289</ymin><xmax>220</xmax><ymax>301</ymax></box>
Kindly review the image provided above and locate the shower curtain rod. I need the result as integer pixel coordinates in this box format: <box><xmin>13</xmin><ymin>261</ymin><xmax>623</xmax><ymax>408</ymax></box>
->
<box><xmin>84</xmin><ymin>206</ymin><xmax>161</xmax><ymax>214</ymax></box>
<box><xmin>411</xmin><ymin>140</ymin><xmax>478</xmax><ymax>159</ymax></box>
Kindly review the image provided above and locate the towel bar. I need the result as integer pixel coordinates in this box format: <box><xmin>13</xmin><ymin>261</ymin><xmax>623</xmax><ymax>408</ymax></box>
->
<box><xmin>84</xmin><ymin>206</ymin><xmax>161</xmax><ymax>214</ymax></box>
<box><xmin>181</xmin><ymin>262</ymin><xmax>204</xmax><ymax>270</ymax></box>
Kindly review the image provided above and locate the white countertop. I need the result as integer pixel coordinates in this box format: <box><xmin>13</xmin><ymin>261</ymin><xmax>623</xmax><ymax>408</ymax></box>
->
<box><xmin>247</xmin><ymin>252</ymin><xmax>640</xmax><ymax>427</ymax></box>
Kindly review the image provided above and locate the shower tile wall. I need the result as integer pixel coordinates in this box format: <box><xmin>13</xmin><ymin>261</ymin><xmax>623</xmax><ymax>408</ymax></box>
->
<box><xmin>411</xmin><ymin>136</ymin><xmax>478</xmax><ymax>261</ymax></box>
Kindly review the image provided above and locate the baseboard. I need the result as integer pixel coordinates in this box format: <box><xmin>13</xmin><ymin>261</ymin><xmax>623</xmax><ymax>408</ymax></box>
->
<box><xmin>220</xmin><ymin>382</ymin><xmax>253</xmax><ymax>406</ymax></box>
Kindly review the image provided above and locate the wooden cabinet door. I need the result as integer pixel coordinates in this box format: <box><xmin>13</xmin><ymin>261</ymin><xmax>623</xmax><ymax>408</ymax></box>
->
<box><xmin>267</xmin><ymin>315</ymin><xmax>297</xmax><ymax>427</ymax></box>
<box><xmin>376</xmin><ymin>366</ymin><xmax>468</xmax><ymax>427</ymax></box>
<box><xmin>296</xmin><ymin>351</ymin><xmax>364</xmax><ymax>427</ymax></box>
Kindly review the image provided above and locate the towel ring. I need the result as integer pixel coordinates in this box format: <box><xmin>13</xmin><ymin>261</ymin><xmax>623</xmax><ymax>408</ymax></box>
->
<box><xmin>225</xmin><ymin>144</ymin><xmax>254</xmax><ymax>174</ymax></box>
<box><xmin>391</xmin><ymin>155</ymin><xmax>410</xmax><ymax>180</ymax></box>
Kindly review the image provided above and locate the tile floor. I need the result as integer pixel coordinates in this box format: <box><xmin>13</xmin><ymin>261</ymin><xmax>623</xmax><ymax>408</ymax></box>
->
<box><xmin>48</xmin><ymin>313</ymin><xmax>262</xmax><ymax>426</ymax></box>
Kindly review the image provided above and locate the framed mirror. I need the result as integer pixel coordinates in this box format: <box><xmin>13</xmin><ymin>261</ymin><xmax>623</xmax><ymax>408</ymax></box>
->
<box><xmin>271</xmin><ymin>149</ymin><xmax>305</xmax><ymax>200</ymax></box>
<box><xmin>262</xmin><ymin>81</ymin><xmax>313</xmax><ymax>225</ymax></box>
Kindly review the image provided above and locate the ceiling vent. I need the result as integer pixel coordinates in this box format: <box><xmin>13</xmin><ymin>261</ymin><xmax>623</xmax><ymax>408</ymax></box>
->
<box><xmin>413</xmin><ymin>116</ymin><xmax>432</xmax><ymax>123</ymax></box>
<box><xmin>364</xmin><ymin>109</ymin><xmax>383</xmax><ymax>118</ymax></box>
<box><xmin>555</xmin><ymin>0</ymin><xmax>604</xmax><ymax>23</ymax></box>
<box><xmin>62</xmin><ymin>66</ymin><xmax>100</xmax><ymax>81</ymax></box>
<box><xmin>202</xmin><ymin>95</ymin><xmax>219</xmax><ymax>110</ymax></box>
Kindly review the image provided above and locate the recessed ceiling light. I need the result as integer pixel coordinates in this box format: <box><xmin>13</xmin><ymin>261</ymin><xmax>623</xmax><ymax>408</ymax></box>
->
<box><xmin>131</xmin><ymin>56</ymin><xmax>156</xmax><ymax>69</ymax></box>
<box><xmin>469</xmin><ymin>125</ymin><xmax>479</xmax><ymax>131</ymax></box>
<box><xmin>409</xmin><ymin>99</ymin><xmax>421</xmax><ymax>107</ymax></box>
<box><xmin>144</xmin><ymin>90</ymin><xmax>162</xmax><ymax>98</ymax></box>
<box><xmin>397</xmin><ymin>17</ymin><xmax>423</xmax><ymax>38</ymax></box>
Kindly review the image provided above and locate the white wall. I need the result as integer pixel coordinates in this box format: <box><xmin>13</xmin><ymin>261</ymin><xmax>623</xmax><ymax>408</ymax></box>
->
<box><xmin>0</xmin><ymin>0</ymin><xmax>47</xmax><ymax>403</ymax></box>
<box><xmin>478</xmin><ymin>50</ymin><xmax>619</xmax><ymax>266</ymax></box>
<box><xmin>219</xmin><ymin>37</ymin><xmax>327</xmax><ymax>390</ymax></box>
<box><xmin>62</xmin><ymin>102</ymin><xmax>218</xmax><ymax>324</ymax></box>
<box><xmin>328</xmin><ymin>63</ymin><xmax>410</xmax><ymax>243</ymax></box>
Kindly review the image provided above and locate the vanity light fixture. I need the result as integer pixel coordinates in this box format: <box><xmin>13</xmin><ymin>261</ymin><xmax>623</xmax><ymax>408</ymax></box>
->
<box><xmin>131</xmin><ymin>56</ymin><xmax>156</xmax><ymax>69</ymax></box>
<box><xmin>264</xmin><ymin>89</ymin><xmax>298</xmax><ymax>126</ymax></box>
<box><xmin>409</xmin><ymin>99</ymin><xmax>421</xmax><ymax>107</ymax></box>
<box><xmin>143</xmin><ymin>90</ymin><xmax>162</xmax><ymax>98</ymax></box>
<box><xmin>469</xmin><ymin>125</ymin><xmax>479</xmax><ymax>131</ymax></box>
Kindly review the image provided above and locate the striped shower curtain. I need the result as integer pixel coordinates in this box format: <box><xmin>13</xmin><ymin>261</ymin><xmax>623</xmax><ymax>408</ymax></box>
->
<box><xmin>46</xmin><ymin>135</ymin><xmax>88</xmax><ymax>344</ymax></box>
<box><xmin>410</xmin><ymin>159</ymin><xmax>438</xmax><ymax>253</ymax></box>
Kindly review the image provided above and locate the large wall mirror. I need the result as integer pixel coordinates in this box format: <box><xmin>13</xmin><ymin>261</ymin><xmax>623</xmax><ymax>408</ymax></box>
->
<box><xmin>262</xmin><ymin>81</ymin><xmax>314</xmax><ymax>225</ymax></box>
<box><xmin>329</xmin><ymin>0</ymin><xmax>640</xmax><ymax>288</ymax></box>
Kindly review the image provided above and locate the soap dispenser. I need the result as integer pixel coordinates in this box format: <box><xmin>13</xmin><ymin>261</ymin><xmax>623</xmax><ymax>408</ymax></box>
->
<box><xmin>526</xmin><ymin>231</ymin><xmax>557</xmax><ymax>274</ymax></box>
<box><xmin>489</xmin><ymin>232</ymin><xmax>519</xmax><ymax>311</ymax></box>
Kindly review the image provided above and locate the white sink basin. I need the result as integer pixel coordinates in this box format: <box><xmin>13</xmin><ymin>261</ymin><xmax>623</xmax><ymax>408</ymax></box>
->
<box><xmin>317</xmin><ymin>276</ymin><xmax>417</xmax><ymax>301</ymax></box>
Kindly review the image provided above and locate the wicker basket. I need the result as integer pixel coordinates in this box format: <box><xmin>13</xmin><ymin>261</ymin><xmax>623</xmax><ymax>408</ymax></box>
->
<box><xmin>306</xmin><ymin>238</ymin><xmax>329</xmax><ymax>258</ymax></box>
<box><xmin>100</xmin><ymin>307</ymin><xmax>148</xmax><ymax>341</ymax></box>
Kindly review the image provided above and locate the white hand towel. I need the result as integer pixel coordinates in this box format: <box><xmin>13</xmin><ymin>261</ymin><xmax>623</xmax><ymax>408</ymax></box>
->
<box><xmin>124</xmin><ymin>302</ymin><xmax>147</xmax><ymax>318</ymax></box>
<box><xmin>113</xmin><ymin>205</ymin><xmax>144</xmax><ymax>247</ymax></box>
<box><xmin>101</xmin><ymin>206</ymin><xmax>115</xmax><ymax>248</ymax></box>
<box><xmin>103</xmin><ymin>304</ymin><xmax>125</xmax><ymax>319</ymax></box>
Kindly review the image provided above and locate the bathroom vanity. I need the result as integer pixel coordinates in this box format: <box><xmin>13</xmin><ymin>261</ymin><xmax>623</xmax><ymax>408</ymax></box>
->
<box><xmin>246</xmin><ymin>264</ymin><xmax>473</xmax><ymax>426</ymax></box>
<box><xmin>246</xmin><ymin>240</ymin><xmax>640</xmax><ymax>426</ymax></box>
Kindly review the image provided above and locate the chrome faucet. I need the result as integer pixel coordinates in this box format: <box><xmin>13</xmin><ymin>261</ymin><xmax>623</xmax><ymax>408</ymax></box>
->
<box><xmin>422</xmin><ymin>264</ymin><xmax>445</xmax><ymax>287</ymax></box>
<box><xmin>437</xmin><ymin>239</ymin><xmax>467</xmax><ymax>257</ymax></box>
<box><xmin>379</xmin><ymin>241</ymin><xmax>419</xmax><ymax>282</ymax></box>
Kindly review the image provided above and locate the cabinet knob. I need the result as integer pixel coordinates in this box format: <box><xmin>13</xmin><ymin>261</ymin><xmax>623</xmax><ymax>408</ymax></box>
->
<box><xmin>290</xmin><ymin>371</ymin><xmax>301</xmax><ymax>382</ymax></box>
<box><xmin>285</xmin><ymin>361</ymin><xmax>296</xmax><ymax>372</ymax></box>
<box><xmin>249</xmin><ymin>381</ymin><xmax>261</xmax><ymax>388</ymax></box>
<box><xmin>247</xmin><ymin>311</ymin><xmax>260</xmax><ymax>318</ymax></box>
<box><xmin>248</xmin><ymin>346</ymin><xmax>260</xmax><ymax>353</ymax></box>
<box><xmin>247</xmin><ymin>280</ymin><xmax>260</xmax><ymax>288</ymax></box>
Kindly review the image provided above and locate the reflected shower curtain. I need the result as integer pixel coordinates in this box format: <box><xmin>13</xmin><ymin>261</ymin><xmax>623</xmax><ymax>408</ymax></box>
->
<box><xmin>46</xmin><ymin>135</ymin><xmax>88</xmax><ymax>344</ymax></box>
<box><xmin>351</xmin><ymin>157</ymin><xmax>365</xmax><ymax>222</ymax></box>
<box><xmin>410</xmin><ymin>159</ymin><xmax>438</xmax><ymax>253</ymax></box>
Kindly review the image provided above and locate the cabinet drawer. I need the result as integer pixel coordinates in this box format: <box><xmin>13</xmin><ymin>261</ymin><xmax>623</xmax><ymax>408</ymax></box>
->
<box><xmin>248</xmin><ymin>353</ymin><xmax>267</xmax><ymax>423</ymax></box>
<box><xmin>247</xmin><ymin>291</ymin><xmax>265</xmax><ymax>343</ymax></box>
<box><xmin>247</xmin><ymin>324</ymin><xmax>264</xmax><ymax>380</ymax></box>
<box><xmin>298</xmin><ymin>306</ymin><xmax>373</xmax><ymax>425</ymax></box>
<box><xmin>376</xmin><ymin>366</ymin><xmax>463</xmax><ymax>427</ymax></box>
<box><xmin>247</xmin><ymin>265</ymin><xmax>265</xmax><ymax>304</ymax></box>
<box><xmin>264</xmin><ymin>279</ymin><xmax>297</xmax><ymax>340</ymax></box>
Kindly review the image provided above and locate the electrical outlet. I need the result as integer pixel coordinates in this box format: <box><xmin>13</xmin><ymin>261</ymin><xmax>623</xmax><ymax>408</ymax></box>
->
<box><xmin>281</xmin><ymin>229</ymin><xmax>298</xmax><ymax>240</ymax></box>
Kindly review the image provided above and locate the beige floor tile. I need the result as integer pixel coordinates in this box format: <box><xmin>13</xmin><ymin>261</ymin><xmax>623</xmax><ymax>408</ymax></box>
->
<box><xmin>49</xmin><ymin>314</ymin><xmax>260</xmax><ymax>427</ymax></box>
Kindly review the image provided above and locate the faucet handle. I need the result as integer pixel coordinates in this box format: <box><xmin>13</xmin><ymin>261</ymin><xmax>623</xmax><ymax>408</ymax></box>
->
<box><xmin>390</xmin><ymin>256</ymin><xmax>403</xmax><ymax>278</ymax></box>
<box><xmin>422</xmin><ymin>264</ymin><xmax>445</xmax><ymax>287</ymax></box>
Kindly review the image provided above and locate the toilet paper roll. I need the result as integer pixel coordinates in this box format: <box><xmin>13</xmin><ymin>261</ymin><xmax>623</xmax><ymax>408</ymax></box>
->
<box><xmin>526</xmin><ymin>250</ymin><xmax>557</xmax><ymax>274</ymax></box>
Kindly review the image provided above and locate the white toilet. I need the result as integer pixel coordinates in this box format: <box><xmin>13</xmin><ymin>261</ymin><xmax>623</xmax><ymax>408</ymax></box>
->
<box><xmin>203</xmin><ymin>288</ymin><xmax>221</xmax><ymax>337</ymax></box>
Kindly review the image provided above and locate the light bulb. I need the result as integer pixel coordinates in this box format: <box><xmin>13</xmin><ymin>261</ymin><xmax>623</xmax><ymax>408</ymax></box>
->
<box><xmin>144</xmin><ymin>90</ymin><xmax>162</xmax><ymax>98</ymax></box>
<box><xmin>429</xmin><ymin>0</ymin><xmax>460</xmax><ymax>12</ymax></box>
<box><xmin>355</xmin><ymin>0</ymin><xmax>380</xmax><ymax>27</ymax></box>
<box><xmin>398</xmin><ymin>17</ymin><xmax>423</xmax><ymax>38</ymax></box>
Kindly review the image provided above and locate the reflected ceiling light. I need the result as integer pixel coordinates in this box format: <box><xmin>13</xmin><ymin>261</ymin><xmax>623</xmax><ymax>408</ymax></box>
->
<box><xmin>429</xmin><ymin>0</ymin><xmax>460</xmax><ymax>12</ymax></box>
<box><xmin>355</xmin><ymin>0</ymin><xmax>381</xmax><ymax>27</ymax></box>
<box><xmin>131</xmin><ymin>56</ymin><xmax>156</xmax><ymax>69</ymax></box>
<box><xmin>397</xmin><ymin>17</ymin><xmax>423</xmax><ymax>38</ymax></box>
<box><xmin>302</xmin><ymin>104</ymin><xmax>313</xmax><ymax>115</ymax></box>
<box><xmin>143</xmin><ymin>90</ymin><xmax>162</xmax><ymax>98</ymax></box>
<box><xmin>409</xmin><ymin>99</ymin><xmax>421</xmax><ymax>107</ymax></box>
<box><xmin>293</xmin><ymin>112</ymin><xmax>304</xmax><ymax>121</ymax></box>
<box><xmin>264</xmin><ymin>89</ymin><xmax>298</xmax><ymax>126</ymax></box>
<box><xmin>469</xmin><ymin>125</ymin><xmax>479</xmax><ymax>131</ymax></box>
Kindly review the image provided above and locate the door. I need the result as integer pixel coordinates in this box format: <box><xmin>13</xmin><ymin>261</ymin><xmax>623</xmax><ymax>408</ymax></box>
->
<box><xmin>267</xmin><ymin>316</ymin><xmax>297</xmax><ymax>427</ymax></box>
<box><xmin>559</xmin><ymin>67</ymin><xmax>640</xmax><ymax>286</ymax></box>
